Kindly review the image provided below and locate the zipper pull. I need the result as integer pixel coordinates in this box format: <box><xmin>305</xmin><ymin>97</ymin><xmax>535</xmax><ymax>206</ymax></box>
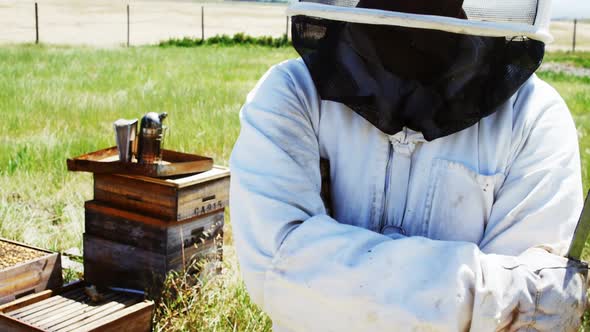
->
<box><xmin>390</xmin><ymin>137</ymin><xmax>412</xmax><ymax>156</ymax></box>
<box><xmin>389</xmin><ymin>128</ymin><xmax>421</xmax><ymax>156</ymax></box>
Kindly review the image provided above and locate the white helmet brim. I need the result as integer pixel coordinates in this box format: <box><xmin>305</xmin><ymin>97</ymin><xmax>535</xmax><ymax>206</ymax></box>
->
<box><xmin>287</xmin><ymin>1</ymin><xmax>553</xmax><ymax>43</ymax></box>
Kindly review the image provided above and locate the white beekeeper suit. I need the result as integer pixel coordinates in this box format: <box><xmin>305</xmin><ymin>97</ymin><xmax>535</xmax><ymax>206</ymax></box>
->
<box><xmin>229</xmin><ymin>0</ymin><xmax>588</xmax><ymax>331</ymax></box>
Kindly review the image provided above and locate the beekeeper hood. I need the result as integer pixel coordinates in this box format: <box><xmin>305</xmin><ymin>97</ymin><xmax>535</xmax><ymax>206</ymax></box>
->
<box><xmin>287</xmin><ymin>0</ymin><xmax>551</xmax><ymax>140</ymax></box>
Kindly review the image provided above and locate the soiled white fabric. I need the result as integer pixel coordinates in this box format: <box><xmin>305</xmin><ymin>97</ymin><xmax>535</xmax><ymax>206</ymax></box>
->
<box><xmin>229</xmin><ymin>58</ymin><xmax>587</xmax><ymax>331</ymax></box>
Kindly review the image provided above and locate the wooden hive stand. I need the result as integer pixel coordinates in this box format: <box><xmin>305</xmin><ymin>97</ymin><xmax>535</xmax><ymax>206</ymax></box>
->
<box><xmin>83</xmin><ymin>166</ymin><xmax>230</xmax><ymax>293</ymax></box>
<box><xmin>0</xmin><ymin>281</ymin><xmax>154</xmax><ymax>331</ymax></box>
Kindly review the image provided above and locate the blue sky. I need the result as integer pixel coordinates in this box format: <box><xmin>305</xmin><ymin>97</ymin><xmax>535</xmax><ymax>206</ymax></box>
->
<box><xmin>552</xmin><ymin>0</ymin><xmax>590</xmax><ymax>18</ymax></box>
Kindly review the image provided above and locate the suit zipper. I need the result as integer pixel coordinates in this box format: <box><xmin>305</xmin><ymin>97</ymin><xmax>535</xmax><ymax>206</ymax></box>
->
<box><xmin>379</xmin><ymin>138</ymin><xmax>395</xmax><ymax>232</ymax></box>
<box><xmin>380</xmin><ymin>128</ymin><xmax>412</xmax><ymax>236</ymax></box>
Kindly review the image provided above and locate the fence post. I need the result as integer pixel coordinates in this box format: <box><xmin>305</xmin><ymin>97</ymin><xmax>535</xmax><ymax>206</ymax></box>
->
<box><xmin>127</xmin><ymin>4</ymin><xmax>130</xmax><ymax>47</ymax></box>
<box><xmin>573</xmin><ymin>18</ymin><xmax>577</xmax><ymax>53</ymax></box>
<box><xmin>35</xmin><ymin>2</ymin><xmax>39</xmax><ymax>44</ymax></box>
<box><xmin>286</xmin><ymin>16</ymin><xmax>289</xmax><ymax>39</ymax></box>
<box><xmin>201</xmin><ymin>6</ymin><xmax>205</xmax><ymax>42</ymax></box>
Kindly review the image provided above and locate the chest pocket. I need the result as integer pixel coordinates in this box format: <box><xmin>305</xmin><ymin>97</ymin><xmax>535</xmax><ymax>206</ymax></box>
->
<box><xmin>423</xmin><ymin>159</ymin><xmax>505</xmax><ymax>244</ymax></box>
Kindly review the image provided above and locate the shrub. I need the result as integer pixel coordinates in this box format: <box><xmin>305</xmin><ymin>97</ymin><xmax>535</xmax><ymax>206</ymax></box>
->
<box><xmin>159</xmin><ymin>33</ymin><xmax>291</xmax><ymax>48</ymax></box>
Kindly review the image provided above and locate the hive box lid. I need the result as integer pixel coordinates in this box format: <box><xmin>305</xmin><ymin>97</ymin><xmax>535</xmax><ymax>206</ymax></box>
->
<box><xmin>67</xmin><ymin>146</ymin><xmax>214</xmax><ymax>177</ymax></box>
<box><xmin>115</xmin><ymin>165</ymin><xmax>230</xmax><ymax>189</ymax></box>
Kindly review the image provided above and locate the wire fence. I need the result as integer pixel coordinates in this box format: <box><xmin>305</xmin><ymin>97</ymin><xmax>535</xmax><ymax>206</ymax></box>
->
<box><xmin>551</xmin><ymin>19</ymin><xmax>590</xmax><ymax>52</ymax></box>
<box><xmin>0</xmin><ymin>1</ymin><xmax>290</xmax><ymax>47</ymax></box>
<box><xmin>0</xmin><ymin>0</ymin><xmax>588</xmax><ymax>51</ymax></box>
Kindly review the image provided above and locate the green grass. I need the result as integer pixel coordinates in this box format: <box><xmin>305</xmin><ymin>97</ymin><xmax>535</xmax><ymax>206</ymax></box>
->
<box><xmin>544</xmin><ymin>51</ymin><xmax>590</xmax><ymax>69</ymax></box>
<box><xmin>0</xmin><ymin>45</ymin><xmax>588</xmax><ymax>331</ymax></box>
<box><xmin>0</xmin><ymin>44</ymin><xmax>296</xmax><ymax>250</ymax></box>
<box><xmin>537</xmin><ymin>70</ymin><xmax>590</xmax><ymax>195</ymax></box>
<box><xmin>0</xmin><ymin>44</ymin><xmax>295</xmax><ymax>331</ymax></box>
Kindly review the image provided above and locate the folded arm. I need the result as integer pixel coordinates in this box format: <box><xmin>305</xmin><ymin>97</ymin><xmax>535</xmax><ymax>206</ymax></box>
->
<box><xmin>229</xmin><ymin>64</ymin><xmax>586</xmax><ymax>331</ymax></box>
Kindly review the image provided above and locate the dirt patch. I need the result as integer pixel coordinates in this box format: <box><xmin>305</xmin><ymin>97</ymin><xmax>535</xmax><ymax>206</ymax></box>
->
<box><xmin>0</xmin><ymin>240</ymin><xmax>46</xmax><ymax>269</ymax></box>
<box><xmin>539</xmin><ymin>62</ymin><xmax>590</xmax><ymax>77</ymax></box>
<box><xmin>0</xmin><ymin>0</ymin><xmax>288</xmax><ymax>47</ymax></box>
<box><xmin>549</xmin><ymin>21</ymin><xmax>590</xmax><ymax>52</ymax></box>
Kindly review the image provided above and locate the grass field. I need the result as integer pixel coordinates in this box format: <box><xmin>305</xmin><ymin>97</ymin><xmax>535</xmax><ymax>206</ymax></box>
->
<box><xmin>0</xmin><ymin>45</ymin><xmax>589</xmax><ymax>330</ymax></box>
<box><xmin>0</xmin><ymin>44</ymin><xmax>293</xmax><ymax>331</ymax></box>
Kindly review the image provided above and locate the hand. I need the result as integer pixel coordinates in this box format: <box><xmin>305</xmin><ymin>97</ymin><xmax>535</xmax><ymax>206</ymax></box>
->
<box><xmin>501</xmin><ymin>248</ymin><xmax>588</xmax><ymax>332</ymax></box>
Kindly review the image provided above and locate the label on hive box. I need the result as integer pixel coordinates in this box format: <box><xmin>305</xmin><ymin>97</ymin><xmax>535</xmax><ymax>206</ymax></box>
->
<box><xmin>177</xmin><ymin>177</ymin><xmax>229</xmax><ymax>220</ymax></box>
<box><xmin>189</xmin><ymin>199</ymin><xmax>225</xmax><ymax>220</ymax></box>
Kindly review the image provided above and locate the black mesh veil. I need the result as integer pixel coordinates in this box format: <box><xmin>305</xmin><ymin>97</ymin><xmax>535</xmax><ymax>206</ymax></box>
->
<box><xmin>290</xmin><ymin>2</ymin><xmax>545</xmax><ymax>140</ymax></box>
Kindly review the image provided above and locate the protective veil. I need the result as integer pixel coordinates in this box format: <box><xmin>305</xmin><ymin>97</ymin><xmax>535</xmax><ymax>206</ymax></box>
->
<box><xmin>289</xmin><ymin>0</ymin><xmax>548</xmax><ymax>140</ymax></box>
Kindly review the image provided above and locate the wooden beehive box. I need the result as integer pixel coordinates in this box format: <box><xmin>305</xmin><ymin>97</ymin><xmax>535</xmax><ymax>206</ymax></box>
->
<box><xmin>0</xmin><ymin>238</ymin><xmax>62</xmax><ymax>305</ymax></box>
<box><xmin>0</xmin><ymin>281</ymin><xmax>153</xmax><ymax>331</ymax></box>
<box><xmin>93</xmin><ymin>166</ymin><xmax>230</xmax><ymax>221</ymax></box>
<box><xmin>83</xmin><ymin>165</ymin><xmax>229</xmax><ymax>292</ymax></box>
<box><xmin>83</xmin><ymin>202</ymin><xmax>224</xmax><ymax>291</ymax></box>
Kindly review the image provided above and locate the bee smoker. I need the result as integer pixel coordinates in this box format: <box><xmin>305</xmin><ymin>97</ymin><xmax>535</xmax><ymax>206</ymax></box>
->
<box><xmin>137</xmin><ymin>112</ymin><xmax>168</xmax><ymax>164</ymax></box>
<box><xmin>113</xmin><ymin>119</ymin><xmax>138</xmax><ymax>163</ymax></box>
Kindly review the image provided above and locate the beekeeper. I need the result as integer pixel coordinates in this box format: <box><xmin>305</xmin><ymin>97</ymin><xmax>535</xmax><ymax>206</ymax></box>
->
<box><xmin>229</xmin><ymin>0</ymin><xmax>588</xmax><ymax>330</ymax></box>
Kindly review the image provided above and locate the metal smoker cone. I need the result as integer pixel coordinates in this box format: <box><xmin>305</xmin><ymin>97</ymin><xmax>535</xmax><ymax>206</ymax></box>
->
<box><xmin>113</xmin><ymin>118</ymin><xmax>138</xmax><ymax>163</ymax></box>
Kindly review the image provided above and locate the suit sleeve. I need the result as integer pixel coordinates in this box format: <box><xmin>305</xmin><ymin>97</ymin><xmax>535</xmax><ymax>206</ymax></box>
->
<box><xmin>479</xmin><ymin>77</ymin><xmax>583</xmax><ymax>257</ymax></box>
<box><xmin>229</xmin><ymin>65</ymin><xmax>585</xmax><ymax>332</ymax></box>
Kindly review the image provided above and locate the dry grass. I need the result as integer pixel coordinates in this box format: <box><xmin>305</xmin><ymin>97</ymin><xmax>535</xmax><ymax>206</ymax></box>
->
<box><xmin>550</xmin><ymin>21</ymin><xmax>590</xmax><ymax>52</ymax></box>
<box><xmin>0</xmin><ymin>0</ymin><xmax>289</xmax><ymax>47</ymax></box>
<box><xmin>154</xmin><ymin>246</ymin><xmax>272</xmax><ymax>331</ymax></box>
